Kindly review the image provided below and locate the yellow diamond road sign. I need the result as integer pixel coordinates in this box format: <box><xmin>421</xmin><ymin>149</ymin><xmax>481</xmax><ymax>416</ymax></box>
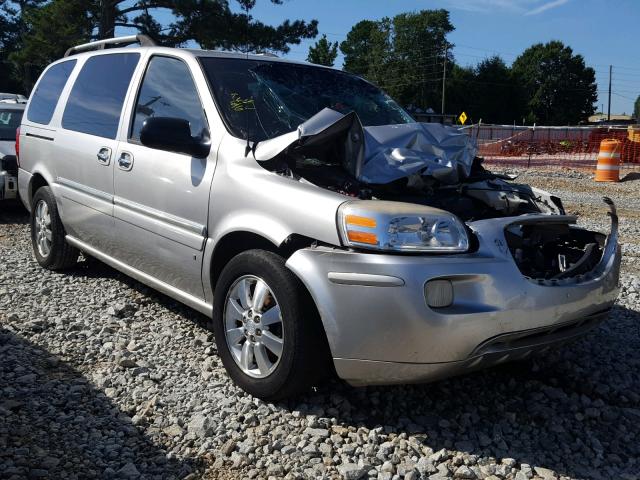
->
<box><xmin>459</xmin><ymin>111</ymin><xmax>468</xmax><ymax>125</ymax></box>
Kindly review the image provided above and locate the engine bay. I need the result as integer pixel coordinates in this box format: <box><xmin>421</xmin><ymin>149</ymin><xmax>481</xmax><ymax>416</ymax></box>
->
<box><xmin>265</xmin><ymin>151</ymin><xmax>564</xmax><ymax>222</ymax></box>
<box><xmin>251</xmin><ymin>109</ymin><xmax>611</xmax><ymax>282</ymax></box>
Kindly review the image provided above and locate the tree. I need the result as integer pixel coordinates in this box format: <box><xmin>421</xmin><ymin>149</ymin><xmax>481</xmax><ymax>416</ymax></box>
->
<box><xmin>0</xmin><ymin>0</ymin><xmax>47</xmax><ymax>92</ymax></box>
<box><xmin>307</xmin><ymin>34</ymin><xmax>337</xmax><ymax>66</ymax></box>
<box><xmin>445</xmin><ymin>64</ymin><xmax>475</xmax><ymax>121</ymax></box>
<box><xmin>93</xmin><ymin>0</ymin><xmax>318</xmax><ymax>52</ymax></box>
<box><xmin>512</xmin><ymin>41</ymin><xmax>597</xmax><ymax>125</ymax></box>
<box><xmin>9</xmin><ymin>0</ymin><xmax>93</xmax><ymax>90</ymax></box>
<box><xmin>386</xmin><ymin>10</ymin><xmax>453</xmax><ymax>110</ymax></box>
<box><xmin>340</xmin><ymin>20</ymin><xmax>389</xmax><ymax>79</ymax></box>
<box><xmin>470</xmin><ymin>56</ymin><xmax>524</xmax><ymax>124</ymax></box>
<box><xmin>340</xmin><ymin>10</ymin><xmax>453</xmax><ymax>111</ymax></box>
<box><xmin>634</xmin><ymin>95</ymin><xmax>640</xmax><ymax>121</ymax></box>
<box><xmin>6</xmin><ymin>0</ymin><xmax>318</xmax><ymax>93</ymax></box>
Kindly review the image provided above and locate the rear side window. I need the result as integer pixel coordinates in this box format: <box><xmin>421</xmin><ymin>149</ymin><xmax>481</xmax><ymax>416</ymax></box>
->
<box><xmin>130</xmin><ymin>56</ymin><xmax>207</xmax><ymax>141</ymax></box>
<box><xmin>27</xmin><ymin>60</ymin><xmax>76</xmax><ymax>125</ymax></box>
<box><xmin>62</xmin><ymin>53</ymin><xmax>139</xmax><ymax>139</ymax></box>
<box><xmin>0</xmin><ymin>109</ymin><xmax>24</xmax><ymax>140</ymax></box>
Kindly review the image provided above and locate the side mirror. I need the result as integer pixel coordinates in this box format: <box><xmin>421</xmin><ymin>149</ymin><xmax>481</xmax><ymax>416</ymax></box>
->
<box><xmin>140</xmin><ymin>117</ymin><xmax>211</xmax><ymax>158</ymax></box>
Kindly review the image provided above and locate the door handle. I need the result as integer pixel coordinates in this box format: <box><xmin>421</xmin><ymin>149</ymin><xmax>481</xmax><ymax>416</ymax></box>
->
<box><xmin>97</xmin><ymin>147</ymin><xmax>111</xmax><ymax>165</ymax></box>
<box><xmin>118</xmin><ymin>152</ymin><xmax>133</xmax><ymax>171</ymax></box>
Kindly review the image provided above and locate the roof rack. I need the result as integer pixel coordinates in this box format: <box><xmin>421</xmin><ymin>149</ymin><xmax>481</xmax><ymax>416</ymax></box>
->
<box><xmin>64</xmin><ymin>35</ymin><xmax>156</xmax><ymax>58</ymax></box>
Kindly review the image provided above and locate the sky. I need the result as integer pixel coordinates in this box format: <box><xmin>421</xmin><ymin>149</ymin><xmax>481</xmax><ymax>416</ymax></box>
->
<box><xmin>121</xmin><ymin>0</ymin><xmax>640</xmax><ymax>115</ymax></box>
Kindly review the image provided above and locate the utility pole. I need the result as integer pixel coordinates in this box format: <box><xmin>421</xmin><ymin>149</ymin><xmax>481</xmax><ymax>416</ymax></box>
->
<box><xmin>607</xmin><ymin>65</ymin><xmax>612</xmax><ymax>122</ymax></box>
<box><xmin>441</xmin><ymin>46</ymin><xmax>447</xmax><ymax>116</ymax></box>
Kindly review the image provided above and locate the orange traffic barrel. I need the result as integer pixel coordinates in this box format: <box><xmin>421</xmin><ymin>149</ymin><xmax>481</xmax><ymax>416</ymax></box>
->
<box><xmin>595</xmin><ymin>139</ymin><xmax>621</xmax><ymax>182</ymax></box>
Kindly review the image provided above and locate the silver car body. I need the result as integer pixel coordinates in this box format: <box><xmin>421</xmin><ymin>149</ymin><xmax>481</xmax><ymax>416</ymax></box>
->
<box><xmin>18</xmin><ymin>45</ymin><xmax>621</xmax><ymax>386</ymax></box>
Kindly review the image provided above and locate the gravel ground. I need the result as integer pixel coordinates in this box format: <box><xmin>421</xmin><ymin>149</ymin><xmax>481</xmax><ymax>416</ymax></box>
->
<box><xmin>1</xmin><ymin>170</ymin><xmax>639</xmax><ymax>480</ymax></box>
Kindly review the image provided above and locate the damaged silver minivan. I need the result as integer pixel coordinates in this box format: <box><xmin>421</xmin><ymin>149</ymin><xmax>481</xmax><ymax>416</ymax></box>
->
<box><xmin>18</xmin><ymin>36</ymin><xmax>620</xmax><ymax>399</ymax></box>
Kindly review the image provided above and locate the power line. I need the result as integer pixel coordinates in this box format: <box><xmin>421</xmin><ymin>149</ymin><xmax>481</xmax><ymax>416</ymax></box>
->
<box><xmin>612</xmin><ymin>92</ymin><xmax>638</xmax><ymax>101</ymax></box>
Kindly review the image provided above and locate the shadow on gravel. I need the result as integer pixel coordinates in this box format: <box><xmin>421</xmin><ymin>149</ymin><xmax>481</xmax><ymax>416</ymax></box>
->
<box><xmin>0</xmin><ymin>201</ymin><xmax>28</xmax><ymax>225</ymax></box>
<box><xmin>65</xmin><ymin>257</ymin><xmax>212</xmax><ymax>328</ymax></box>
<box><xmin>621</xmin><ymin>172</ymin><xmax>640</xmax><ymax>182</ymax></box>
<box><xmin>31</xmin><ymin>241</ymin><xmax>637</xmax><ymax>479</ymax></box>
<box><xmin>290</xmin><ymin>305</ymin><xmax>640</xmax><ymax>480</ymax></box>
<box><xmin>0</xmin><ymin>327</ymin><xmax>199</xmax><ymax>479</ymax></box>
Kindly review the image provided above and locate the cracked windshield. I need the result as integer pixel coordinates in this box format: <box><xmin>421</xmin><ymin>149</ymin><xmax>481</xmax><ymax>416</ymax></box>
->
<box><xmin>200</xmin><ymin>57</ymin><xmax>414</xmax><ymax>141</ymax></box>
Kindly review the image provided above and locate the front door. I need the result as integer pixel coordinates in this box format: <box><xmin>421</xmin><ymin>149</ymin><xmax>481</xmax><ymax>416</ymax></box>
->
<box><xmin>55</xmin><ymin>52</ymin><xmax>140</xmax><ymax>255</ymax></box>
<box><xmin>112</xmin><ymin>55</ymin><xmax>214</xmax><ymax>298</ymax></box>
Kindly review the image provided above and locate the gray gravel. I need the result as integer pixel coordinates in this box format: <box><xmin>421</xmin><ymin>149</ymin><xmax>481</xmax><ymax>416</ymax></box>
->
<box><xmin>1</xmin><ymin>171</ymin><xmax>640</xmax><ymax>480</ymax></box>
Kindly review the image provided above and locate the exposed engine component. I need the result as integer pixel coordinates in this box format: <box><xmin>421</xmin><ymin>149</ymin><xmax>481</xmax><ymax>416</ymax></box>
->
<box><xmin>504</xmin><ymin>221</ymin><xmax>605</xmax><ymax>281</ymax></box>
<box><xmin>255</xmin><ymin>109</ymin><xmax>565</xmax><ymax>221</ymax></box>
<box><xmin>267</xmin><ymin>150</ymin><xmax>563</xmax><ymax>221</ymax></box>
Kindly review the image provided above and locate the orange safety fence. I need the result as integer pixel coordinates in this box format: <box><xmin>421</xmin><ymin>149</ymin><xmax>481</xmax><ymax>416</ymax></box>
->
<box><xmin>460</xmin><ymin>124</ymin><xmax>640</xmax><ymax>170</ymax></box>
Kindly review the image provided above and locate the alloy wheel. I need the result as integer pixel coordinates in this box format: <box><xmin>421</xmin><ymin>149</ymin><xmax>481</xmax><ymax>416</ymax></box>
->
<box><xmin>34</xmin><ymin>199</ymin><xmax>52</xmax><ymax>258</ymax></box>
<box><xmin>223</xmin><ymin>275</ymin><xmax>284</xmax><ymax>378</ymax></box>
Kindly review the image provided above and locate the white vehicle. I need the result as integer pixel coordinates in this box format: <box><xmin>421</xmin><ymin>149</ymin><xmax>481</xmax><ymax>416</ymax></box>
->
<box><xmin>0</xmin><ymin>103</ymin><xmax>24</xmax><ymax>201</ymax></box>
<box><xmin>0</xmin><ymin>93</ymin><xmax>28</xmax><ymax>104</ymax></box>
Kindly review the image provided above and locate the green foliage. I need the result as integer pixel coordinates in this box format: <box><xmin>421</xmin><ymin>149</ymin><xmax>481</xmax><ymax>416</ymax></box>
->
<box><xmin>3</xmin><ymin>0</ymin><xmax>318</xmax><ymax>93</ymax></box>
<box><xmin>445</xmin><ymin>64</ymin><xmax>475</xmax><ymax>120</ymax></box>
<box><xmin>447</xmin><ymin>56</ymin><xmax>525</xmax><ymax>125</ymax></box>
<box><xmin>307</xmin><ymin>34</ymin><xmax>338</xmax><ymax>66</ymax></box>
<box><xmin>9</xmin><ymin>0</ymin><xmax>93</xmax><ymax>84</ymax></box>
<box><xmin>0</xmin><ymin>0</ymin><xmax>47</xmax><ymax>92</ymax></box>
<box><xmin>340</xmin><ymin>10</ymin><xmax>453</xmax><ymax>109</ymax></box>
<box><xmin>634</xmin><ymin>95</ymin><xmax>640</xmax><ymax>121</ymax></box>
<box><xmin>340</xmin><ymin>20</ymin><xmax>389</xmax><ymax>80</ymax></box>
<box><xmin>339</xmin><ymin>13</ymin><xmax>597</xmax><ymax>125</ymax></box>
<box><xmin>86</xmin><ymin>0</ymin><xmax>318</xmax><ymax>52</ymax></box>
<box><xmin>512</xmin><ymin>41</ymin><xmax>597</xmax><ymax>125</ymax></box>
<box><xmin>166</xmin><ymin>1</ymin><xmax>318</xmax><ymax>52</ymax></box>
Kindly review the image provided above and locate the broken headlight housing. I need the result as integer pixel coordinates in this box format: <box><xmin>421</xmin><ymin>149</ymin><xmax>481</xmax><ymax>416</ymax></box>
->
<box><xmin>338</xmin><ymin>200</ymin><xmax>469</xmax><ymax>253</ymax></box>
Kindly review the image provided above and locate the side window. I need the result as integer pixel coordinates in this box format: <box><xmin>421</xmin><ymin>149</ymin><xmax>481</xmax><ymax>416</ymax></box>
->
<box><xmin>62</xmin><ymin>53</ymin><xmax>139</xmax><ymax>139</ymax></box>
<box><xmin>0</xmin><ymin>109</ymin><xmax>24</xmax><ymax>140</ymax></box>
<box><xmin>130</xmin><ymin>56</ymin><xmax>207</xmax><ymax>142</ymax></box>
<box><xmin>27</xmin><ymin>60</ymin><xmax>76</xmax><ymax>125</ymax></box>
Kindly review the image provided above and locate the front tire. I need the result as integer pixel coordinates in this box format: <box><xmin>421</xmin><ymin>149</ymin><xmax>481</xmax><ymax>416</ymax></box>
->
<box><xmin>30</xmin><ymin>186</ymin><xmax>78</xmax><ymax>270</ymax></box>
<box><xmin>212</xmin><ymin>249</ymin><xmax>327</xmax><ymax>400</ymax></box>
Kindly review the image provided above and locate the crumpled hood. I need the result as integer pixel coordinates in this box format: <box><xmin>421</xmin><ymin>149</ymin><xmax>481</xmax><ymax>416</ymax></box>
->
<box><xmin>253</xmin><ymin>108</ymin><xmax>477</xmax><ymax>185</ymax></box>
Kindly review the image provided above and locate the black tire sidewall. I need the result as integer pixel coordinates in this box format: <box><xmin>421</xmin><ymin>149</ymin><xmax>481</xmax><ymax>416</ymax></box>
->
<box><xmin>212</xmin><ymin>249</ymin><xmax>311</xmax><ymax>400</ymax></box>
<box><xmin>30</xmin><ymin>186</ymin><xmax>71</xmax><ymax>269</ymax></box>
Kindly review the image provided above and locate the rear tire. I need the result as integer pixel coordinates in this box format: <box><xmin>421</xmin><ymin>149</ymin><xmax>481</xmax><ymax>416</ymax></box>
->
<box><xmin>212</xmin><ymin>249</ymin><xmax>328</xmax><ymax>400</ymax></box>
<box><xmin>30</xmin><ymin>186</ymin><xmax>78</xmax><ymax>270</ymax></box>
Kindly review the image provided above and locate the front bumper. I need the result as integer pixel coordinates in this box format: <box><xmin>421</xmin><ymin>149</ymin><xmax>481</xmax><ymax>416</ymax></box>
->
<box><xmin>286</xmin><ymin>205</ymin><xmax>621</xmax><ymax>386</ymax></box>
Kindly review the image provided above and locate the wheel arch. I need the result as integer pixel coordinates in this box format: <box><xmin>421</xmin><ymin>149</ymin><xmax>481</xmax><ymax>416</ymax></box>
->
<box><xmin>209</xmin><ymin>234</ymin><xmax>336</xmax><ymax>387</ymax></box>
<box><xmin>209</xmin><ymin>230</ymin><xmax>317</xmax><ymax>292</ymax></box>
<box><xmin>29</xmin><ymin>172</ymin><xmax>50</xmax><ymax>207</ymax></box>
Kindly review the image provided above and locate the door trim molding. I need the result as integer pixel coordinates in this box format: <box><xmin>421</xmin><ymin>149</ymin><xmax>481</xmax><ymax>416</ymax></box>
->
<box><xmin>114</xmin><ymin>196</ymin><xmax>207</xmax><ymax>237</ymax></box>
<box><xmin>25</xmin><ymin>132</ymin><xmax>54</xmax><ymax>141</ymax></box>
<box><xmin>56</xmin><ymin>176</ymin><xmax>113</xmax><ymax>203</ymax></box>
<box><xmin>66</xmin><ymin>235</ymin><xmax>213</xmax><ymax>318</ymax></box>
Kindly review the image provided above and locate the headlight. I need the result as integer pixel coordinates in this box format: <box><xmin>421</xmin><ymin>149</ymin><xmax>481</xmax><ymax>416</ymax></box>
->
<box><xmin>338</xmin><ymin>200</ymin><xmax>469</xmax><ymax>253</ymax></box>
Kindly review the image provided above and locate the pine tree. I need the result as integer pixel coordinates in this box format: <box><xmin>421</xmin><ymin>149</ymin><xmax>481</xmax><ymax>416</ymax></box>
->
<box><xmin>307</xmin><ymin>34</ymin><xmax>338</xmax><ymax>66</ymax></box>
